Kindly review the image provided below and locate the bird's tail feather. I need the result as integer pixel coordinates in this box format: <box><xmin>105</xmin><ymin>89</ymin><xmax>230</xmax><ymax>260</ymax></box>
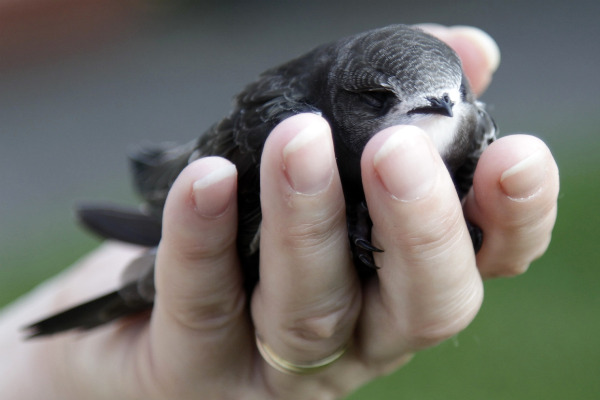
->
<box><xmin>76</xmin><ymin>203</ymin><xmax>162</xmax><ymax>247</ymax></box>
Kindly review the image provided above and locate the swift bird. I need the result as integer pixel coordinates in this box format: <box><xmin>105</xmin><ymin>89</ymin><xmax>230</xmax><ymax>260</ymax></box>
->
<box><xmin>26</xmin><ymin>24</ymin><xmax>496</xmax><ymax>338</ymax></box>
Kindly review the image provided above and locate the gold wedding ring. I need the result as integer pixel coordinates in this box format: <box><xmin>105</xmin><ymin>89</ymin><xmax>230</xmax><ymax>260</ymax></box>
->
<box><xmin>255</xmin><ymin>334</ymin><xmax>348</xmax><ymax>375</ymax></box>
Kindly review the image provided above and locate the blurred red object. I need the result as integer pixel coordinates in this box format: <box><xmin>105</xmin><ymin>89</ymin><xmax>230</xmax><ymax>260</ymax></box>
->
<box><xmin>0</xmin><ymin>0</ymin><xmax>147</xmax><ymax>70</ymax></box>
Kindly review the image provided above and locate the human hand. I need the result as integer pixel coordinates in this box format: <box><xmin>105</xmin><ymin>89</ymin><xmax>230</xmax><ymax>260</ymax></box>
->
<box><xmin>0</xmin><ymin>25</ymin><xmax>559</xmax><ymax>399</ymax></box>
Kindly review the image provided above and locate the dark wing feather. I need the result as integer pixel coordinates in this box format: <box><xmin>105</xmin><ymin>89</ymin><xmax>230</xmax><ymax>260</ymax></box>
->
<box><xmin>127</xmin><ymin>46</ymin><xmax>329</xmax><ymax>249</ymax></box>
<box><xmin>29</xmin><ymin>38</ymin><xmax>384</xmax><ymax>337</ymax></box>
<box><xmin>188</xmin><ymin>54</ymin><xmax>326</xmax><ymax>271</ymax></box>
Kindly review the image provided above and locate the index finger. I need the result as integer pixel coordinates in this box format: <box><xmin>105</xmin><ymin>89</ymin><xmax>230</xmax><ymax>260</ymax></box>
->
<box><xmin>150</xmin><ymin>157</ymin><xmax>252</xmax><ymax>382</ymax></box>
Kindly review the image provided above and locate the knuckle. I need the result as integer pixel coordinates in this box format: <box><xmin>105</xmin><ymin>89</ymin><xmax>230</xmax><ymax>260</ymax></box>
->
<box><xmin>485</xmin><ymin>211</ymin><xmax>555</xmax><ymax>277</ymax></box>
<box><xmin>280</xmin><ymin>293</ymin><xmax>360</xmax><ymax>353</ymax></box>
<box><xmin>481</xmin><ymin>254</ymin><xmax>531</xmax><ymax>279</ymax></box>
<box><xmin>398</xmin><ymin>204</ymin><xmax>466</xmax><ymax>258</ymax></box>
<box><xmin>408</xmin><ymin>281</ymin><xmax>483</xmax><ymax>349</ymax></box>
<box><xmin>288</xmin><ymin>313</ymin><xmax>344</xmax><ymax>343</ymax></box>
<box><xmin>282</xmin><ymin>207</ymin><xmax>346</xmax><ymax>253</ymax></box>
<box><xmin>291</xmin><ymin>312</ymin><xmax>349</xmax><ymax>344</ymax></box>
<box><xmin>166</xmin><ymin>288</ymin><xmax>246</xmax><ymax>333</ymax></box>
<box><xmin>408</xmin><ymin>310</ymin><xmax>474</xmax><ymax>349</ymax></box>
<box><xmin>164</xmin><ymin>227</ymin><xmax>237</xmax><ymax>263</ymax></box>
<box><xmin>501</xmin><ymin>261</ymin><xmax>531</xmax><ymax>277</ymax></box>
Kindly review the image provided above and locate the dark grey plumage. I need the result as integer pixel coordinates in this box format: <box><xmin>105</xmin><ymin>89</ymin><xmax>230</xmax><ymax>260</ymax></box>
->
<box><xmin>25</xmin><ymin>24</ymin><xmax>496</xmax><ymax>338</ymax></box>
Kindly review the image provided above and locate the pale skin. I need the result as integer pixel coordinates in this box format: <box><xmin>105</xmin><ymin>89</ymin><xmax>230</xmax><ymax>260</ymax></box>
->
<box><xmin>0</xmin><ymin>25</ymin><xmax>559</xmax><ymax>399</ymax></box>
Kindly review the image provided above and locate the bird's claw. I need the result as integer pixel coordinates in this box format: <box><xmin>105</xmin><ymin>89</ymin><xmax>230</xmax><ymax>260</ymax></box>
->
<box><xmin>358</xmin><ymin>253</ymin><xmax>379</xmax><ymax>270</ymax></box>
<box><xmin>466</xmin><ymin>221</ymin><xmax>483</xmax><ymax>253</ymax></box>
<box><xmin>354</xmin><ymin>238</ymin><xmax>383</xmax><ymax>253</ymax></box>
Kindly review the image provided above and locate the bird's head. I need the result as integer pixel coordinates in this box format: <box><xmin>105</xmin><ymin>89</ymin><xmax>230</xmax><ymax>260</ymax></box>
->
<box><xmin>316</xmin><ymin>25</ymin><xmax>486</xmax><ymax>181</ymax></box>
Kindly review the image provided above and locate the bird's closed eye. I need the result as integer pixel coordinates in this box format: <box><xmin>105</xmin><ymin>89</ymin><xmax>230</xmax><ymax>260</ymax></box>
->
<box><xmin>354</xmin><ymin>89</ymin><xmax>396</xmax><ymax>113</ymax></box>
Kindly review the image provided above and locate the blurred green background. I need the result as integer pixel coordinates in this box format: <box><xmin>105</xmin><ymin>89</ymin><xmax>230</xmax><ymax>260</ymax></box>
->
<box><xmin>1</xmin><ymin>0</ymin><xmax>599</xmax><ymax>398</ymax></box>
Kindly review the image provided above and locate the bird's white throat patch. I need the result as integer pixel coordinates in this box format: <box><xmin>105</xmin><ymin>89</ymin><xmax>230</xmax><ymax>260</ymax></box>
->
<box><xmin>411</xmin><ymin>102</ymin><xmax>466</xmax><ymax>157</ymax></box>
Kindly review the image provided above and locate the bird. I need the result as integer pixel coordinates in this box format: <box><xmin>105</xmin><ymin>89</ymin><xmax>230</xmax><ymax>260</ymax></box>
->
<box><xmin>25</xmin><ymin>24</ymin><xmax>497</xmax><ymax>338</ymax></box>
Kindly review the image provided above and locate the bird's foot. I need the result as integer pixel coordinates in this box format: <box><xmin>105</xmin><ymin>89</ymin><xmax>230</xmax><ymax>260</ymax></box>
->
<box><xmin>348</xmin><ymin>201</ymin><xmax>383</xmax><ymax>276</ymax></box>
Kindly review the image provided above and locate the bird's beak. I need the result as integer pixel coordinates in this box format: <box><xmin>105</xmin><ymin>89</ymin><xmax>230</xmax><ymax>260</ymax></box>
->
<box><xmin>427</xmin><ymin>94</ymin><xmax>454</xmax><ymax>117</ymax></box>
<box><xmin>409</xmin><ymin>93</ymin><xmax>454</xmax><ymax>118</ymax></box>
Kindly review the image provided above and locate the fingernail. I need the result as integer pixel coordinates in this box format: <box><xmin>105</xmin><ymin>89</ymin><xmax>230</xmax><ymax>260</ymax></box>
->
<box><xmin>500</xmin><ymin>150</ymin><xmax>546</xmax><ymax>200</ymax></box>
<box><xmin>192</xmin><ymin>163</ymin><xmax>237</xmax><ymax>217</ymax></box>
<box><xmin>451</xmin><ymin>26</ymin><xmax>501</xmax><ymax>72</ymax></box>
<box><xmin>373</xmin><ymin>127</ymin><xmax>437</xmax><ymax>202</ymax></box>
<box><xmin>283</xmin><ymin>121</ymin><xmax>334</xmax><ymax>195</ymax></box>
